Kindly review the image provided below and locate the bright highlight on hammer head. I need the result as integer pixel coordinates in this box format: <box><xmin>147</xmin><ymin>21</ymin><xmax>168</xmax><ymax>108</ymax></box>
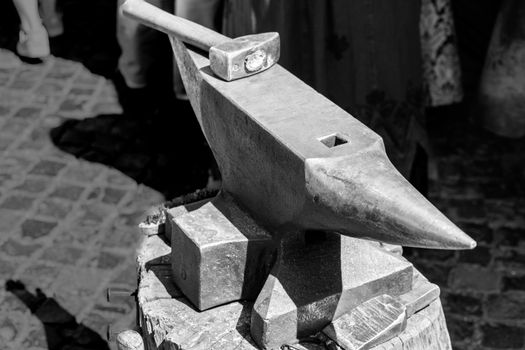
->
<box><xmin>209</xmin><ymin>32</ymin><xmax>280</xmax><ymax>81</ymax></box>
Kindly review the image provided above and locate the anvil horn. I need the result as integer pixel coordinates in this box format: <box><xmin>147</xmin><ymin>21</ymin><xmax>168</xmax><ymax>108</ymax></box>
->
<box><xmin>302</xmin><ymin>147</ymin><xmax>476</xmax><ymax>249</ymax></box>
<box><xmin>163</xmin><ymin>28</ymin><xmax>476</xmax><ymax>250</ymax></box>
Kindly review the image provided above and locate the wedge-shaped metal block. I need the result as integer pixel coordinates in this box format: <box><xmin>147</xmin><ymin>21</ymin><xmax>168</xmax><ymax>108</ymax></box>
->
<box><xmin>324</xmin><ymin>294</ymin><xmax>407</xmax><ymax>350</ymax></box>
<box><xmin>170</xmin><ymin>194</ymin><xmax>276</xmax><ymax>311</ymax></box>
<box><xmin>250</xmin><ymin>233</ymin><xmax>413</xmax><ymax>349</ymax></box>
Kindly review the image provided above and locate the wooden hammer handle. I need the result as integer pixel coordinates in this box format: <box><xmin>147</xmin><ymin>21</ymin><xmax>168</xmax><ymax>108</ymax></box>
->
<box><xmin>121</xmin><ymin>0</ymin><xmax>230</xmax><ymax>51</ymax></box>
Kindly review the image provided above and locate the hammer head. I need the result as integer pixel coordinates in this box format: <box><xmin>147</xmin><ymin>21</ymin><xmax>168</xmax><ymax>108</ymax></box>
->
<box><xmin>209</xmin><ymin>32</ymin><xmax>280</xmax><ymax>81</ymax></box>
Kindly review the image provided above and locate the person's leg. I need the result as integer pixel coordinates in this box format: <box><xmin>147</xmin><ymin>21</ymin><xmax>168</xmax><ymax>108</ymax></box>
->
<box><xmin>40</xmin><ymin>0</ymin><xmax>63</xmax><ymax>37</ymax></box>
<box><xmin>175</xmin><ymin>0</ymin><xmax>221</xmax><ymax>29</ymax></box>
<box><xmin>12</xmin><ymin>0</ymin><xmax>50</xmax><ymax>58</ymax></box>
<box><xmin>173</xmin><ymin>0</ymin><xmax>221</xmax><ymax>99</ymax></box>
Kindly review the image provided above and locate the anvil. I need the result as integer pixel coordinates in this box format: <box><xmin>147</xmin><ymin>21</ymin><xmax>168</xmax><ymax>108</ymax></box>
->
<box><xmin>122</xmin><ymin>0</ymin><xmax>475</xmax><ymax>250</ymax></box>
<box><xmin>124</xmin><ymin>3</ymin><xmax>475</xmax><ymax>348</ymax></box>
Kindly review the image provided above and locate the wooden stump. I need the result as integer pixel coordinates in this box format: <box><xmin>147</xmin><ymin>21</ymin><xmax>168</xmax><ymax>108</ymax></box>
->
<box><xmin>136</xmin><ymin>232</ymin><xmax>452</xmax><ymax>350</ymax></box>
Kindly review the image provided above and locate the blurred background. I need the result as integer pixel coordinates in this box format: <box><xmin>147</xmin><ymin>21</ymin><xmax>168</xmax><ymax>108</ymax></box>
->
<box><xmin>0</xmin><ymin>0</ymin><xmax>524</xmax><ymax>349</ymax></box>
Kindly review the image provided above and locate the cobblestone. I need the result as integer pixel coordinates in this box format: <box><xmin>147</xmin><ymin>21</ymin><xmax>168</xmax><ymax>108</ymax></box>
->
<box><xmin>0</xmin><ymin>48</ymin><xmax>161</xmax><ymax>349</ymax></box>
<box><xmin>407</xmin><ymin>115</ymin><xmax>525</xmax><ymax>349</ymax></box>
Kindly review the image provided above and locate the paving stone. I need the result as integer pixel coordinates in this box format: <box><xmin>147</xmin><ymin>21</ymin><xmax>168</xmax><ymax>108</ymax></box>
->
<box><xmin>98</xmin><ymin>226</ymin><xmax>141</xmax><ymax>249</ymax></box>
<box><xmin>486</xmin><ymin>292</ymin><xmax>525</xmax><ymax>321</ymax></box>
<box><xmin>21</xmin><ymin>219</ymin><xmax>57</xmax><ymax>239</ymax></box>
<box><xmin>36</xmin><ymin>198</ymin><xmax>73</xmax><ymax>219</ymax></box>
<box><xmin>0</xmin><ymin>209</ymin><xmax>24</xmax><ymax>233</ymax></box>
<box><xmin>0</xmin><ymin>195</ymin><xmax>36</xmax><ymax>211</ymax></box>
<box><xmin>481</xmin><ymin>324</ymin><xmax>525</xmax><ymax>349</ymax></box>
<box><xmin>458</xmin><ymin>246</ymin><xmax>492</xmax><ymax>266</ymax></box>
<box><xmin>41</xmin><ymin>244</ymin><xmax>84</xmax><ymax>264</ymax></box>
<box><xmin>14</xmin><ymin>178</ymin><xmax>50</xmax><ymax>194</ymax></box>
<box><xmin>102</xmin><ymin>187</ymin><xmax>128</xmax><ymax>205</ymax></box>
<box><xmin>35</xmin><ymin>81</ymin><xmax>65</xmax><ymax>96</ymax></box>
<box><xmin>62</xmin><ymin>162</ymin><xmax>104</xmax><ymax>183</ymax></box>
<box><xmin>503</xmin><ymin>275</ymin><xmax>525</xmax><ymax>291</ymax></box>
<box><xmin>59</xmin><ymin>97</ymin><xmax>90</xmax><ymax>113</ymax></box>
<box><xmin>443</xmin><ymin>293</ymin><xmax>483</xmax><ymax>317</ymax></box>
<box><xmin>448</xmin><ymin>265</ymin><xmax>501</xmax><ymax>293</ymax></box>
<box><xmin>0</xmin><ymin>119</ymin><xmax>31</xmax><ymax>136</ymax></box>
<box><xmin>104</xmin><ymin>169</ymin><xmax>137</xmax><ymax>188</ymax></box>
<box><xmin>20</xmin><ymin>325</ymin><xmax>47</xmax><ymax>349</ymax></box>
<box><xmin>494</xmin><ymin>226</ymin><xmax>525</xmax><ymax>247</ymax></box>
<box><xmin>13</xmin><ymin>106</ymin><xmax>41</xmax><ymax>119</ymax></box>
<box><xmin>447</xmin><ymin>316</ymin><xmax>475</xmax><ymax>344</ymax></box>
<box><xmin>29</xmin><ymin>160</ymin><xmax>67</xmax><ymax>177</ymax></box>
<box><xmin>18</xmin><ymin>263</ymin><xmax>62</xmax><ymax>290</ymax></box>
<box><xmin>70</xmin><ymin>86</ymin><xmax>96</xmax><ymax>96</ymax></box>
<box><xmin>73</xmin><ymin>203</ymin><xmax>113</xmax><ymax>228</ymax></box>
<box><xmin>495</xmin><ymin>250</ymin><xmax>525</xmax><ymax>271</ymax></box>
<box><xmin>0</xmin><ymin>136</ymin><xmax>14</xmax><ymax>152</ymax></box>
<box><xmin>0</xmin><ymin>238</ymin><xmax>41</xmax><ymax>258</ymax></box>
<box><xmin>50</xmin><ymin>183</ymin><xmax>86</xmax><ymax>201</ymax></box>
<box><xmin>89</xmin><ymin>250</ymin><xmax>126</xmax><ymax>270</ymax></box>
<box><xmin>0</xmin><ymin>257</ymin><xmax>18</xmax><ymax>281</ymax></box>
<box><xmin>55</xmin><ymin>226</ymin><xmax>99</xmax><ymax>246</ymax></box>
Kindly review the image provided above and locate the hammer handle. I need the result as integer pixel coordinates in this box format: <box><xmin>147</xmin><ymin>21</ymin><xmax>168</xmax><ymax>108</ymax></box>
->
<box><xmin>121</xmin><ymin>0</ymin><xmax>230</xmax><ymax>51</ymax></box>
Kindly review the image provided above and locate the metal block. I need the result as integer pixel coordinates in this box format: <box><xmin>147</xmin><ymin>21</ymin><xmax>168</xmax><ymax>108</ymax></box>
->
<box><xmin>171</xmin><ymin>193</ymin><xmax>276</xmax><ymax>310</ymax></box>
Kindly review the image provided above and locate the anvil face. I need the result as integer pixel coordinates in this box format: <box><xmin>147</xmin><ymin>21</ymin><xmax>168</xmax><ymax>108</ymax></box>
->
<box><xmin>209</xmin><ymin>32</ymin><xmax>280</xmax><ymax>81</ymax></box>
<box><xmin>170</xmin><ymin>37</ymin><xmax>475</xmax><ymax>250</ymax></box>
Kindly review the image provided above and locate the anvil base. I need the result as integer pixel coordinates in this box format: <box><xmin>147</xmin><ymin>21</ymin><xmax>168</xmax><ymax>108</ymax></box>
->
<box><xmin>136</xmin><ymin>232</ymin><xmax>451</xmax><ymax>350</ymax></box>
<box><xmin>250</xmin><ymin>232</ymin><xmax>413</xmax><ymax>349</ymax></box>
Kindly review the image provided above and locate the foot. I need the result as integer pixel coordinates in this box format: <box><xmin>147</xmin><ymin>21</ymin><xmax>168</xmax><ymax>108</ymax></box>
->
<box><xmin>16</xmin><ymin>27</ymin><xmax>50</xmax><ymax>59</ymax></box>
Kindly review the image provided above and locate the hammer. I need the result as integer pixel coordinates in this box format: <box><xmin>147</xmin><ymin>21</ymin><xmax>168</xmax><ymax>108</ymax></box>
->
<box><xmin>121</xmin><ymin>0</ymin><xmax>280</xmax><ymax>81</ymax></box>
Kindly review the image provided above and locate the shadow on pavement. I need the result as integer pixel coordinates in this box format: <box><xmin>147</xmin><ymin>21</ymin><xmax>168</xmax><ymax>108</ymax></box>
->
<box><xmin>49</xmin><ymin>103</ymin><xmax>214</xmax><ymax>199</ymax></box>
<box><xmin>6</xmin><ymin>280</ymin><xmax>110</xmax><ymax>350</ymax></box>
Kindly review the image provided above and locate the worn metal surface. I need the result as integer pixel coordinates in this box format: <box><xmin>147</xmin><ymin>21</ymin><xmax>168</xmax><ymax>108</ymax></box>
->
<box><xmin>117</xmin><ymin>330</ymin><xmax>145</xmax><ymax>350</ymax></box>
<box><xmin>168</xmin><ymin>35</ymin><xmax>475</xmax><ymax>250</ymax></box>
<box><xmin>250</xmin><ymin>232</ymin><xmax>413</xmax><ymax>348</ymax></box>
<box><xmin>170</xmin><ymin>193</ymin><xmax>276</xmax><ymax>310</ymax></box>
<box><xmin>137</xmin><ymin>233</ymin><xmax>451</xmax><ymax>350</ymax></box>
<box><xmin>323</xmin><ymin>294</ymin><xmax>407</xmax><ymax>350</ymax></box>
<box><xmin>121</xmin><ymin>0</ymin><xmax>279</xmax><ymax>81</ymax></box>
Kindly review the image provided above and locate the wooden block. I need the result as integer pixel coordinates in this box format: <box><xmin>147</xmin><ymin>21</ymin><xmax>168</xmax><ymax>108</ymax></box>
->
<box><xmin>323</xmin><ymin>294</ymin><xmax>407</xmax><ymax>350</ymax></box>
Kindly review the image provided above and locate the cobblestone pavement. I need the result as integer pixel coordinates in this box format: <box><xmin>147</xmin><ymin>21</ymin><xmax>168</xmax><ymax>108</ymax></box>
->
<box><xmin>0</xmin><ymin>49</ymin><xmax>164</xmax><ymax>350</ymax></box>
<box><xmin>407</xmin><ymin>111</ymin><xmax>525</xmax><ymax>350</ymax></box>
